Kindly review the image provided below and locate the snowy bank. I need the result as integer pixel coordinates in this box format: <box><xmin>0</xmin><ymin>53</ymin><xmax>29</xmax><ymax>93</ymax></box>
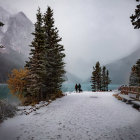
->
<box><xmin>0</xmin><ymin>91</ymin><xmax>140</xmax><ymax>140</ymax></box>
<box><xmin>0</xmin><ymin>100</ymin><xmax>16</xmax><ymax>122</ymax></box>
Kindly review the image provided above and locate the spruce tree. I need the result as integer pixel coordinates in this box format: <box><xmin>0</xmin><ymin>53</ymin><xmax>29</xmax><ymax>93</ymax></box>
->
<box><xmin>95</xmin><ymin>62</ymin><xmax>102</xmax><ymax>91</ymax></box>
<box><xmin>105</xmin><ymin>70</ymin><xmax>111</xmax><ymax>91</ymax></box>
<box><xmin>43</xmin><ymin>7</ymin><xmax>65</xmax><ymax>96</ymax></box>
<box><xmin>91</xmin><ymin>67</ymin><xmax>97</xmax><ymax>92</ymax></box>
<box><xmin>130</xmin><ymin>59</ymin><xmax>140</xmax><ymax>86</ymax></box>
<box><xmin>91</xmin><ymin>62</ymin><xmax>102</xmax><ymax>91</ymax></box>
<box><xmin>101</xmin><ymin>66</ymin><xmax>106</xmax><ymax>91</ymax></box>
<box><xmin>130</xmin><ymin>0</ymin><xmax>140</xmax><ymax>29</ymax></box>
<box><xmin>129</xmin><ymin>65</ymin><xmax>139</xmax><ymax>86</ymax></box>
<box><xmin>25</xmin><ymin>8</ymin><xmax>46</xmax><ymax>101</ymax></box>
<box><xmin>135</xmin><ymin>59</ymin><xmax>140</xmax><ymax>82</ymax></box>
<box><xmin>129</xmin><ymin>0</ymin><xmax>140</xmax><ymax>86</ymax></box>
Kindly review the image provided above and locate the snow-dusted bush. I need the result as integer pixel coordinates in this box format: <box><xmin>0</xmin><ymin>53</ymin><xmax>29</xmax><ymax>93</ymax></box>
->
<box><xmin>0</xmin><ymin>100</ymin><xmax>17</xmax><ymax>122</ymax></box>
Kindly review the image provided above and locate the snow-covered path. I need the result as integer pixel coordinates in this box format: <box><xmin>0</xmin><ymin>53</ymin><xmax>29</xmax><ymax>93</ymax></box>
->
<box><xmin>0</xmin><ymin>92</ymin><xmax>140</xmax><ymax>140</ymax></box>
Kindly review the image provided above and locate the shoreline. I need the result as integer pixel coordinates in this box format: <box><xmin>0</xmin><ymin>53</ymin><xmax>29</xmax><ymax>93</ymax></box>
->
<box><xmin>0</xmin><ymin>83</ymin><xmax>7</xmax><ymax>85</ymax></box>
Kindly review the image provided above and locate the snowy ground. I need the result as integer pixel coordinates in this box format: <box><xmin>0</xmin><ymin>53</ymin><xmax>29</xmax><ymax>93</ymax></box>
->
<box><xmin>0</xmin><ymin>91</ymin><xmax>140</xmax><ymax>140</ymax></box>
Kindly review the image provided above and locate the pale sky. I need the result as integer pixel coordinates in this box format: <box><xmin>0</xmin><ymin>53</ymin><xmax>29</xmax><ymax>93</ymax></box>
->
<box><xmin>0</xmin><ymin>0</ymin><xmax>139</xmax><ymax>80</ymax></box>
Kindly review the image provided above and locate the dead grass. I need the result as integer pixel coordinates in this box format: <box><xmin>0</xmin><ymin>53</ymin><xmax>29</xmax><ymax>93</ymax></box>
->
<box><xmin>113</xmin><ymin>94</ymin><xmax>122</xmax><ymax>100</ymax></box>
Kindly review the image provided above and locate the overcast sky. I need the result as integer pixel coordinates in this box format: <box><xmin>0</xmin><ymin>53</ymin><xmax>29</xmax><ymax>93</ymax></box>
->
<box><xmin>0</xmin><ymin>0</ymin><xmax>139</xmax><ymax>80</ymax></box>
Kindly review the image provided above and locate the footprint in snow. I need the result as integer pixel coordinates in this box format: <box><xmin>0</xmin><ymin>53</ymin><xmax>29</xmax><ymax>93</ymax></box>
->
<box><xmin>16</xmin><ymin>136</ymin><xmax>20</xmax><ymax>140</ymax></box>
<box><xmin>90</xmin><ymin>96</ymin><xmax>98</xmax><ymax>98</ymax></box>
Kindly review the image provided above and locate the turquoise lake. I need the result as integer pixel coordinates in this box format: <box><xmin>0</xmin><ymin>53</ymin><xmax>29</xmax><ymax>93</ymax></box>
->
<box><xmin>0</xmin><ymin>83</ymin><xmax>120</xmax><ymax>103</ymax></box>
<box><xmin>62</xmin><ymin>83</ymin><xmax>120</xmax><ymax>92</ymax></box>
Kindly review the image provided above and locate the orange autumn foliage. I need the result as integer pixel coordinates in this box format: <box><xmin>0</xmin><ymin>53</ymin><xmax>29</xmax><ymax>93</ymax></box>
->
<box><xmin>7</xmin><ymin>69</ymin><xmax>28</xmax><ymax>101</ymax></box>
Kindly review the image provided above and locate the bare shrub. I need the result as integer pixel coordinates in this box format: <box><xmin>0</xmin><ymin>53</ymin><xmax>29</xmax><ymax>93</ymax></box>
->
<box><xmin>0</xmin><ymin>100</ymin><xmax>17</xmax><ymax>122</ymax></box>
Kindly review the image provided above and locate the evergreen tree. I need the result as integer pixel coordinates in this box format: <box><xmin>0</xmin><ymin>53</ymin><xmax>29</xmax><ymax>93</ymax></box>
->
<box><xmin>129</xmin><ymin>59</ymin><xmax>140</xmax><ymax>86</ymax></box>
<box><xmin>135</xmin><ymin>59</ymin><xmax>140</xmax><ymax>82</ymax></box>
<box><xmin>129</xmin><ymin>65</ymin><xmax>139</xmax><ymax>86</ymax></box>
<box><xmin>91</xmin><ymin>62</ymin><xmax>102</xmax><ymax>91</ymax></box>
<box><xmin>91</xmin><ymin>67</ymin><xmax>97</xmax><ymax>92</ymax></box>
<box><xmin>130</xmin><ymin>0</ymin><xmax>140</xmax><ymax>29</ymax></box>
<box><xmin>25</xmin><ymin>8</ymin><xmax>46</xmax><ymax>101</ymax></box>
<box><xmin>129</xmin><ymin>0</ymin><xmax>140</xmax><ymax>86</ymax></box>
<box><xmin>101</xmin><ymin>66</ymin><xmax>106</xmax><ymax>91</ymax></box>
<box><xmin>43</xmin><ymin>7</ymin><xmax>65</xmax><ymax>96</ymax></box>
<box><xmin>105</xmin><ymin>70</ymin><xmax>111</xmax><ymax>91</ymax></box>
<box><xmin>96</xmin><ymin>62</ymin><xmax>102</xmax><ymax>91</ymax></box>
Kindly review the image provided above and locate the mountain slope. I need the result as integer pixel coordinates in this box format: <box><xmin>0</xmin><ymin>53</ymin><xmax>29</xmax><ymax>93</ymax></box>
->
<box><xmin>0</xmin><ymin>6</ymin><xmax>10</xmax><ymax>33</ymax></box>
<box><xmin>0</xmin><ymin>7</ymin><xmax>34</xmax><ymax>83</ymax></box>
<box><xmin>1</xmin><ymin>11</ymin><xmax>34</xmax><ymax>56</ymax></box>
<box><xmin>0</xmin><ymin>7</ymin><xmax>79</xmax><ymax>84</ymax></box>
<box><xmin>64</xmin><ymin>72</ymin><xmax>82</xmax><ymax>83</ymax></box>
<box><xmin>0</xmin><ymin>50</ymin><xmax>25</xmax><ymax>82</ymax></box>
<box><xmin>106</xmin><ymin>46</ymin><xmax>140</xmax><ymax>84</ymax></box>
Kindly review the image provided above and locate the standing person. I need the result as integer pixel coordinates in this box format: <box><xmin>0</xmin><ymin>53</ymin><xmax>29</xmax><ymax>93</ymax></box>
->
<box><xmin>75</xmin><ymin>84</ymin><xmax>78</xmax><ymax>93</ymax></box>
<box><xmin>78</xmin><ymin>83</ymin><xmax>81</xmax><ymax>93</ymax></box>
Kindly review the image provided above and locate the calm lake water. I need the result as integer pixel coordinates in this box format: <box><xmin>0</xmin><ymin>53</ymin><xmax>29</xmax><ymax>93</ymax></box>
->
<box><xmin>0</xmin><ymin>83</ymin><xmax>120</xmax><ymax>102</ymax></box>
<box><xmin>0</xmin><ymin>84</ymin><xmax>19</xmax><ymax>103</ymax></box>
<box><xmin>62</xmin><ymin>83</ymin><xmax>120</xmax><ymax>92</ymax></box>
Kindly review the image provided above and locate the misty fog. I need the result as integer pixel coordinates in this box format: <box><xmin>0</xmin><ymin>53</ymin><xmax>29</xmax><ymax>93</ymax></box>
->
<box><xmin>0</xmin><ymin>0</ymin><xmax>139</xmax><ymax>80</ymax></box>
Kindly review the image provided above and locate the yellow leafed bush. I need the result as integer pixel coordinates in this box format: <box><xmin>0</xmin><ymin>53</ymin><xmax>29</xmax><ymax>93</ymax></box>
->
<box><xmin>7</xmin><ymin>69</ymin><xmax>28</xmax><ymax>101</ymax></box>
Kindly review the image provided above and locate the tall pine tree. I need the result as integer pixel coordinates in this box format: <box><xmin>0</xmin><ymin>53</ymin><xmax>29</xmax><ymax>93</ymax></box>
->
<box><xmin>25</xmin><ymin>8</ymin><xmax>46</xmax><ymax>101</ymax></box>
<box><xmin>129</xmin><ymin>59</ymin><xmax>140</xmax><ymax>86</ymax></box>
<box><xmin>105</xmin><ymin>70</ymin><xmax>111</xmax><ymax>91</ymax></box>
<box><xmin>129</xmin><ymin>1</ymin><xmax>140</xmax><ymax>87</ymax></box>
<box><xmin>91</xmin><ymin>62</ymin><xmax>102</xmax><ymax>91</ymax></box>
<box><xmin>43</xmin><ymin>7</ymin><xmax>65</xmax><ymax>96</ymax></box>
<box><xmin>135</xmin><ymin>59</ymin><xmax>140</xmax><ymax>83</ymax></box>
<box><xmin>96</xmin><ymin>62</ymin><xmax>102</xmax><ymax>91</ymax></box>
<box><xmin>101</xmin><ymin>66</ymin><xmax>106</xmax><ymax>91</ymax></box>
<box><xmin>129</xmin><ymin>65</ymin><xmax>139</xmax><ymax>86</ymax></box>
<box><xmin>91</xmin><ymin>67</ymin><xmax>97</xmax><ymax>92</ymax></box>
<box><xmin>130</xmin><ymin>0</ymin><xmax>140</xmax><ymax>29</ymax></box>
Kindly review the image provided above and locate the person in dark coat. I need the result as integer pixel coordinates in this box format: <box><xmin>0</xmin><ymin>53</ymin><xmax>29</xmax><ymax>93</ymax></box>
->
<box><xmin>78</xmin><ymin>83</ymin><xmax>82</xmax><ymax>93</ymax></box>
<box><xmin>75</xmin><ymin>84</ymin><xmax>78</xmax><ymax>93</ymax></box>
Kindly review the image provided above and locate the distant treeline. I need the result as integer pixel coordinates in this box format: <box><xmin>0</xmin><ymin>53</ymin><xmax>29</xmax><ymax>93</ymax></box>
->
<box><xmin>91</xmin><ymin>62</ymin><xmax>111</xmax><ymax>92</ymax></box>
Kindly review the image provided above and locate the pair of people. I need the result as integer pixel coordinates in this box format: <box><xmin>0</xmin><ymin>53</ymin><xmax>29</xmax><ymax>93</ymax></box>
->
<box><xmin>75</xmin><ymin>84</ymin><xmax>82</xmax><ymax>93</ymax></box>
